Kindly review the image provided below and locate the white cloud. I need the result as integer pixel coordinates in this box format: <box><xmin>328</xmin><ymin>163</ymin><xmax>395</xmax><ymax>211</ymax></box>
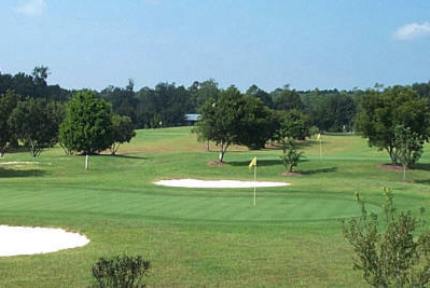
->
<box><xmin>394</xmin><ymin>22</ymin><xmax>430</xmax><ymax>40</ymax></box>
<box><xmin>15</xmin><ymin>0</ymin><xmax>46</xmax><ymax>16</ymax></box>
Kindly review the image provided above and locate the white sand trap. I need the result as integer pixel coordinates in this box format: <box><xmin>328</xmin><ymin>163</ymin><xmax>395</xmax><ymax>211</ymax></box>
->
<box><xmin>154</xmin><ymin>178</ymin><xmax>289</xmax><ymax>188</ymax></box>
<box><xmin>0</xmin><ymin>225</ymin><xmax>89</xmax><ymax>257</ymax></box>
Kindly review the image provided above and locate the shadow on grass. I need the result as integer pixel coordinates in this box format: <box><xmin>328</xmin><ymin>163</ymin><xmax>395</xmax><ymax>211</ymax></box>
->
<box><xmin>228</xmin><ymin>158</ymin><xmax>311</xmax><ymax>167</ymax></box>
<box><xmin>89</xmin><ymin>153</ymin><xmax>147</xmax><ymax>160</ymax></box>
<box><xmin>415</xmin><ymin>179</ymin><xmax>430</xmax><ymax>185</ymax></box>
<box><xmin>227</xmin><ymin>159</ymin><xmax>281</xmax><ymax>167</ymax></box>
<box><xmin>414</xmin><ymin>163</ymin><xmax>430</xmax><ymax>171</ymax></box>
<box><xmin>112</xmin><ymin>154</ymin><xmax>146</xmax><ymax>160</ymax></box>
<box><xmin>0</xmin><ymin>167</ymin><xmax>46</xmax><ymax>178</ymax></box>
<box><xmin>300</xmin><ymin>167</ymin><xmax>338</xmax><ymax>175</ymax></box>
<box><xmin>264</xmin><ymin>140</ymin><xmax>319</xmax><ymax>151</ymax></box>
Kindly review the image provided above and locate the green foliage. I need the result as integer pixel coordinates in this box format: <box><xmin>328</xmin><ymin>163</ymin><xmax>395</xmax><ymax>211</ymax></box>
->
<box><xmin>91</xmin><ymin>255</ymin><xmax>150</xmax><ymax>288</ymax></box>
<box><xmin>394</xmin><ymin>125</ymin><xmax>424</xmax><ymax>180</ymax></box>
<box><xmin>274</xmin><ymin>109</ymin><xmax>311</xmax><ymax>141</ymax></box>
<box><xmin>246</xmin><ymin>84</ymin><xmax>273</xmax><ymax>108</ymax></box>
<box><xmin>343</xmin><ymin>190</ymin><xmax>430</xmax><ymax>288</ymax></box>
<box><xmin>59</xmin><ymin>90</ymin><xmax>113</xmax><ymax>155</ymax></box>
<box><xmin>110</xmin><ymin>114</ymin><xmax>136</xmax><ymax>155</ymax></box>
<box><xmin>280</xmin><ymin>139</ymin><xmax>303</xmax><ymax>172</ymax></box>
<box><xmin>301</xmin><ymin>89</ymin><xmax>360</xmax><ymax>132</ymax></box>
<box><xmin>0</xmin><ymin>90</ymin><xmax>19</xmax><ymax>156</ymax></box>
<box><xmin>100</xmin><ymin>80</ymin><xmax>139</xmax><ymax>124</ymax></box>
<box><xmin>188</xmin><ymin>79</ymin><xmax>220</xmax><ymax>112</ymax></box>
<box><xmin>195</xmin><ymin>86</ymin><xmax>273</xmax><ymax>161</ymax></box>
<box><xmin>8</xmin><ymin>98</ymin><xmax>58</xmax><ymax>157</ymax></box>
<box><xmin>237</xmin><ymin>96</ymin><xmax>275</xmax><ymax>150</ymax></box>
<box><xmin>356</xmin><ymin>86</ymin><xmax>430</xmax><ymax>163</ymax></box>
<box><xmin>272</xmin><ymin>86</ymin><xmax>304</xmax><ymax>111</ymax></box>
<box><xmin>136</xmin><ymin>83</ymin><xmax>192</xmax><ymax>128</ymax></box>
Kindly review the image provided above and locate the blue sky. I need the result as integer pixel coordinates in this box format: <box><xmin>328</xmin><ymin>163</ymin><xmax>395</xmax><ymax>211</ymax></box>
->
<box><xmin>1</xmin><ymin>0</ymin><xmax>430</xmax><ymax>91</ymax></box>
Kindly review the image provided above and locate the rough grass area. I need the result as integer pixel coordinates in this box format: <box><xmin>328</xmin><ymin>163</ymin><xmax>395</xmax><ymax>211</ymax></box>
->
<box><xmin>0</xmin><ymin>127</ymin><xmax>429</xmax><ymax>287</ymax></box>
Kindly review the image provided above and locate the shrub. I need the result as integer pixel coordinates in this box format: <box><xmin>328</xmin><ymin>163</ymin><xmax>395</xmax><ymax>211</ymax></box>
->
<box><xmin>280</xmin><ymin>140</ymin><xmax>303</xmax><ymax>173</ymax></box>
<box><xmin>91</xmin><ymin>255</ymin><xmax>150</xmax><ymax>288</ymax></box>
<box><xmin>343</xmin><ymin>189</ymin><xmax>430</xmax><ymax>287</ymax></box>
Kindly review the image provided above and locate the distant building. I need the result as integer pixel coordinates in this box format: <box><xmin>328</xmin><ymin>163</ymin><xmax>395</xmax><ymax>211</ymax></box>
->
<box><xmin>185</xmin><ymin>113</ymin><xmax>200</xmax><ymax>125</ymax></box>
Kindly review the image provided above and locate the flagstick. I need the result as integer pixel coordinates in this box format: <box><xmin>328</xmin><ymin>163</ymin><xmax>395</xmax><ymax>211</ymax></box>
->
<box><xmin>85</xmin><ymin>154</ymin><xmax>89</xmax><ymax>170</ymax></box>
<box><xmin>253</xmin><ymin>165</ymin><xmax>257</xmax><ymax>206</ymax></box>
<box><xmin>319</xmin><ymin>139</ymin><xmax>322</xmax><ymax>161</ymax></box>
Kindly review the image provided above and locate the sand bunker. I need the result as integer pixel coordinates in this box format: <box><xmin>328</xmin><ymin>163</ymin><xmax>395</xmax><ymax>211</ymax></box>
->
<box><xmin>0</xmin><ymin>225</ymin><xmax>89</xmax><ymax>257</ymax></box>
<box><xmin>154</xmin><ymin>179</ymin><xmax>289</xmax><ymax>188</ymax></box>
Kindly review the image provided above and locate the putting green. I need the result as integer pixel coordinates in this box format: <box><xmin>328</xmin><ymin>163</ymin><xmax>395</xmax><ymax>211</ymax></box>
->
<box><xmin>0</xmin><ymin>184</ymin><xmax>380</xmax><ymax>222</ymax></box>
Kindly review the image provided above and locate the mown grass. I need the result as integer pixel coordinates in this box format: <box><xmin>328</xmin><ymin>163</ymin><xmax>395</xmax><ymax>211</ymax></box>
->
<box><xmin>0</xmin><ymin>127</ymin><xmax>429</xmax><ymax>287</ymax></box>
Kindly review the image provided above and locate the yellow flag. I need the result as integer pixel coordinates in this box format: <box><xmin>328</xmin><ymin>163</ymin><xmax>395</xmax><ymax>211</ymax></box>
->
<box><xmin>316</xmin><ymin>133</ymin><xmax>321</xmax><ymax>140</ymax></box>
<box><xmin>248</xmin><ymin>157</ymin><xmax>257</xmax><ymax>169</ymax></box>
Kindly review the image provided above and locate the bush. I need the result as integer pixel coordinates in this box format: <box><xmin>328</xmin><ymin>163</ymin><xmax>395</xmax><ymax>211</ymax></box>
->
<box><xmin>343</xmin><ymin>189</ymin><xmax>430</xmax><ymax>287</ymax></box>
<box><xmin>280</xmin><ymin>140</ymin><xmax>303</xmax><ymax>173</ymax></box>
<box><xmin>91</xmin><ymin>255</ymin><xmax>150</xmax><ymax>288</ymax></box>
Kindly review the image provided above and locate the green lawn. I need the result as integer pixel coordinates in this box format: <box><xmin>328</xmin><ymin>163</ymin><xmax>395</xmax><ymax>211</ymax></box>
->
<box><xmin>0</xmin><ymin>127</ymin><xmax>429</xmax><ymax>287</ymax></box>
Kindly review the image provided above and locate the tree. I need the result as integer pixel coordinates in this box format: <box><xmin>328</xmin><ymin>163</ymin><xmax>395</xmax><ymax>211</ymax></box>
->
<box><xmin>0</xmin><ymin>90</ymin><xmax>18</xmax><ymax>157</ymax></box>
<box><xmin>110</xmin><ymin>114</ymin><xmax>136</xmax><ymax>155</ymax></box>
<box><xmin>280</xmin><ymin>139</ymin><xmax>303</xmax><ymax>173</ymax></box>
<box><xmin>272</xmin><ymin>86</ymin><xmax>304</xmax><ymax>111</ymax></box>
<box><xmin>356</xmin><ymin>86</ymin><xmax>430</xmax><ymax>164</ymax></box>
<box><xmin>273</xmin><ymin>109</ymin><xmax>311</xmax><ymax>141</ymax></box>
<box><xmin>343</xmin><ymin>190</ymin><xmax>430</xmax><ymax>288</ymax></box>
<box><xmin>136</xmin><ymin>83</ymin><xmax>191</xmax><ymax>128</ymax></box>
<box><xmin>9</xmin><ymin>99</ymin><xmax>58</xmax><ymax>157</ymax></box>
<box><xmin>188</xmin><ymin>79</ymin><xmax>220</xmax><ymax>112</ymax></box>
<box><xmin>32</xmin><ymin>66</ymin><xmax>49</xmax><ymax>87</ymax></box>
<box><xmin>59</xmin><ymin>90</ymin><xmax>113</xmax><ymax>155</ymax></box>
<box><xmin>394</xmin><ymin>125</ymin><xmax>424</xmax><ymax>180</ymax></box>
<box><xmin>99</xmin><ymin>79</ymin><xmax>139</xmax><ymax>124</ymax></box>
<box><xmin>195</xmin><ymin>86</ymin><xmax>274</xmax><ymax>162</ymax></box>
<box><xmin>237</xmin><ymin>96</ymin><xmax>276</xmax><ymax>150</ymax></box>
<box><xmin>195</xmin><ymin>86</ymin><xmax>244</xmax><ymax>162</ymax></box>
<box><xmin>246</xmin><ymin>84</ymin><xmax>273</xmax><ymax>108</ymax></box>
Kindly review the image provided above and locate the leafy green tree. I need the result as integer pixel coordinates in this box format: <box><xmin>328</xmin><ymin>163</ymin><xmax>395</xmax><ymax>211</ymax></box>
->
<box><xmin>300</xmin><ymin>89</ymin><xmax>359</xmax><ymax>132</ymax></box>
<box><xmin>0</xmin><ymin>90</ymin><xmax>18</xmax><ymax>157</ymax></box>
<box><xmin>59</xmin><ymin>90</ymin><xmax>113</xmax><ymax>155</ymax></box>
<box><xmin>246</xmin><ymin>84</ymin><xmax>273</xmax><ymax>108</ymax></box>
<box><xmin>195</xmin><ymin>86</ymin><xmax>273</xmax><ymax>162</ymax></box>
<box><xmin>356</xmin><ymin>86</ymin><xmax>430</xmax><ymax>164</ymax></box>
<box><xmin>110</xmin><ymin>114</ymin><xmax>136</xmax><ymax>155</ymax></box>
<box><xmin>343</xmin><ymin>190</ymin><xmax>430</xmax><ymax>288</ymax></box>
<box><xmin>237</xmin><ymin>96</ymin><xmax>275</xmax><ymax>150</ymax></box>
<box><xmin>394</xmin><ymin>125</ymin><xmax>424</xmax><ymax>180</ymax></box>
<box><xmin>280</xmin><ymin>139</ymin><xmax>303</xmax><ymax>173</ymax></box>
<box><xmin>195</xmin><ymin>86</ymin><xmax>244</xmax><ymax>162</ymax></box>
<box><xmin>99</xmin><ymin>79</ymin><xmax>139</xmax><ymax>124</ymax></box>
<box><xmin>272</xmin><ymin>86</ymin><xmax>304</xmax><ymax>111</ymax></box>
<box><xmin>188</xmin><ymin>79</ymin><xmax>220</xmax><ymax>112</ymax></box>
<box><xmin>136</xmin><ymin>83</ymin><xmax>191</xmax><ymax>128</ymax></box>
<box><xmin>274</xmin><ymin>109</ymin><xmax>311</xmax><ymax>141</ymax></box>
<box><xmin>9</xmin><ymin>99</ymin><xmax>58</xmax><ymax>157</ymax></box>
<box><xmin>32</xmin><ymin>66</ymin><xmax>49</xmax><ymax>87</ymax></box>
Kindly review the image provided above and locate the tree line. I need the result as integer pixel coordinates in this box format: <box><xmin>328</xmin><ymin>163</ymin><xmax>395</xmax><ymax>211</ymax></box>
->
<box><xmin>0</xmin><ymin>66</ymin><xmax>369</xmax><ymax>131</ymax></box>
<box><xmin>0</xmin><ymin>67</ymin><xmax>430</xmax><ymax>164</ymax></box>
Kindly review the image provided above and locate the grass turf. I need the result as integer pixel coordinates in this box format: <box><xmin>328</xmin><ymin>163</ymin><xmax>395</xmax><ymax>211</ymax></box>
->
<box><xmin>0</xmin><ymin>127</ymin><xmax>429</xmax><ymax>287</ymax></box>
